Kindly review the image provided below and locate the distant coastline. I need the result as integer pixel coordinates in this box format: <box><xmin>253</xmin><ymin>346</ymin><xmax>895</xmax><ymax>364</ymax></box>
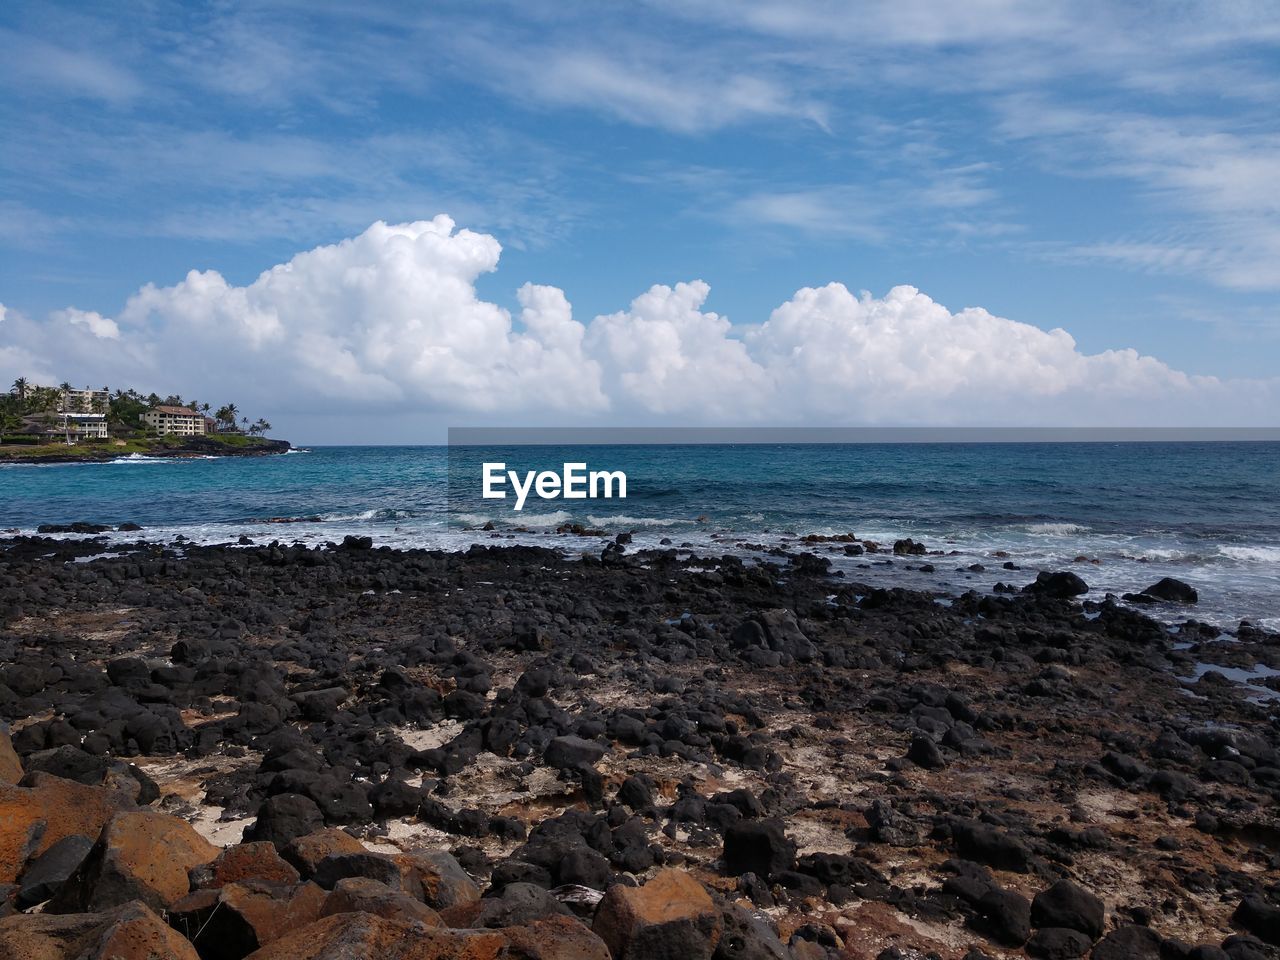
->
<box><xmin>0</xmin><ymin>434</ymin><xmax>289</xmax><ymax>464</ymax></box>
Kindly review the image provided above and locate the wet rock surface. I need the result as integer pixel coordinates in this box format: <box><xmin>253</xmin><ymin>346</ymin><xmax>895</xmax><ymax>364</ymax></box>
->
<box><xmin>0</xmin><ymin>535</ymin><xmax>1277</xmax><ymax>958</ymax></box>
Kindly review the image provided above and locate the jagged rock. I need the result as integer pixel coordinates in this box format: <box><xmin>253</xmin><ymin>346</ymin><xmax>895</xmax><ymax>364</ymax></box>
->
<box><xmin>282</xmin><ymin>829</ymin><xmax>367</xmax><ymax>879</ymax></box>
<box><xmin>169</xmin><ymin>879</ymin><xmax>327</xmax><ymax>959</ymax></box>
<box><xmin>15</xmin><ymin>834</ymin><xmax>93</xmax><ymax>908</ymax></box>
<box><xmin>713</xmin><ymin>903</ymin><xmax>789</xmax><ymax>959</ymax></box>
<box><xmin>312</xmin><ymin>849</ymin><xmax>479</xmax><ymax>912</ymax></box>
<box><xmin>0</xmin><ymin>774</ymin><xmax>129</xmax><ymax>884</ymax></box>
<box><xmin>757</xmin><ymin>609</ymin><xmax>818</xmax><ymax>662</ymax></box>
<box><xmin>593</xmin><ymin>869</ymin><xmax>723</xmax><ymax>960</ymax></box>
<box><xmin>238</xmin><ymin>912</ymin><xmax>503</xmax><ymax>959</ymax></box>
<box><xmin>190</xmin><ymin>843</ymin><xmax>301</xmax><ymax>890</ymax></box>
<box><xmin>51</xmin><ymin>809</ymin><xmax>218</xmax><ymax>913</ymax></box>
<box><xmin>440</xmin><ymin>882</ymin><xmax>569</xmax><ymax>928</ymax></box>
<box><xmin>0</xmin><ymin>898</ymin><xmax>201</xmax><ymax>959</ymax></box>
<box><xmin>320</xmin><ymin>877</ymin><xmax>441</xmax><ymax>925</ymax></box>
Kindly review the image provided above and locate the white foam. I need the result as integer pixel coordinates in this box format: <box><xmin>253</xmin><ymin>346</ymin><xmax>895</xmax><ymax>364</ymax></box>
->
<box><xmin>1025</xmin><ymin>522</ymin><xmax>1088</xmax><ymax>535</ymax></box>
<box><xmin>1221</xmin><ymin>545</ymin><xmax>1280</xmax><ymax>563</ymax></box>
<box><xmin>510</xmin><ymin>510</ymin><xmax>572</xmax><ymax>528</ymax></box>
<box><xmin>585</xmin><ymin>515</ymin><xmax>688</xmax><ymax>528</ymax></box>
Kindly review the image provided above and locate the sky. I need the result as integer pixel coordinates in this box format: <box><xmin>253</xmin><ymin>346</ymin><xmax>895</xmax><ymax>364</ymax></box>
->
<box><xmin>1</xmin><ymin>0</ymin><xmax>1278</xmax><ymax>441</ymax></box>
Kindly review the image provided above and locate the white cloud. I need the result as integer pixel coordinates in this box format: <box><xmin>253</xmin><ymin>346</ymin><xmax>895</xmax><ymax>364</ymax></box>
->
<box><xmin>586</xmin><ymin>281</ymin><xmax>771</xmax><ymax>417</ymax></box>
<box><xmin>55</xmin><ymin>308</ymin><xmax>120</xmax><ymax>340</ymax></box>
<box><xmin>2</xmin><ymin>219</ymin><xmax>1274</xmax><ymax>431</ymax></box>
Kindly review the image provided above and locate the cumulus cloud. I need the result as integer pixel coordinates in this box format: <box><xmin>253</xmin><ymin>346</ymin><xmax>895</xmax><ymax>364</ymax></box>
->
<box><xmin>2</xmin><ymin>218</ymin><xmax>1274</xmax><ymax>432</ymax></box>
<box><xmin>55</xmin><ymin>307</ymin><xmax>120</xmax><ymax>340</ymax></box>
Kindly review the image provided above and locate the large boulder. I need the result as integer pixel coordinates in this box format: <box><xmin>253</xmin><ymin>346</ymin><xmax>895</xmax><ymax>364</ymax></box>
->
<box><xmin>1023</xmin><ymin>571</ymin><xmax>1089</xmax><ymax>599</ymax></box>
<box><xmin>974</xmin><ymin>887</ymin><xmax>1032</xmax><ymax>947</ymax></box>
<box><xmin>1031</xmin><ymin>879</ymin><xmax>1104</xmax><ymax>939</ymax></box>
<box><xmin>0</xmin><ymin>773</ymin><xmax>128</xmax><ymax>884</ymax></box>
<box><xmin>239</xmin><ymin>912</ymin><xmax>506</xmax><ymax>960</ymax></box>
<box><xmin>756</xmin><ymin>609</ymin><xmax>818</xmax><ymax>662</ymax></box>
<box><xmin>1143</xmin><ymin>577</ymin><xmax>1199</xmax><ymax>604</ymax></box>
<box><xmin>0</xmin><ymin>899</ymin><xmax>200</xmax><ymax>960</ymax></box>
<box><xmin>245</xmin><ymin>794</ymin><xmax>326</xmax><ymax>849</ymax></box>
<box><xmin>592</xmin><ymin>869</ymin><xmax>723</xmax><ymax>960</ymax></box>
<box><xmin>1090</xmin><ymin>924</ymin><xmax>1162</xmax><ymax>959</ymax></box>
<box><xmin>504</xmin><ymin>916</ymin><xmax>610</xmax><ymax>960</ymax></box>
<box><xmin>168</xmin><ymin>879</ymin><xmax>327</xmax><ymax>959</ymax></box>
<box><xmin>312</xmin><ymin>849</ymin><xmax>479</xmax><ymax>912</ymax></box>
<box><xmin>543</xmin><ymin>736</ymin><xmax>608</xmax><ymax>771</ymax></box>
<box><xmin>281</xmin><ymin>829</ymin><xmax>367</xmax><ymax>879</ymax></box>
<box><xmin>723</xmin><ymin>819</ymin><xmax>796</xmax><ymax>878</ymax></box>
<box><xmin>51</xmin><ymin>809</ymin><xmax>218</xmax><ymax>913</ymax></box>
<box><xmin>190</xmin><ymin>842</ymin><xmax>301</xmax><ymax>890</ymax></box>
<box><xmin>952</xmin><ymin>819</ymin><xmax>1033</xmax><ymax>872</ymax></box>
<box><xmin>319</xmin><ymin>878</ymin><xmax>441</xmax><ymax>925</ymax></box>
<box><xmin>15</xmin><ymin>834</ymin><xmax>94</xmax><ymax>909</ymax></box>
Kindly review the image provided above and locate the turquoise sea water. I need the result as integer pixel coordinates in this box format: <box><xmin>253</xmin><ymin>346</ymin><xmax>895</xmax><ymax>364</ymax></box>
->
<box><xmin>2</xmin><ymin>443</ymin><xmax>1279</xmax><ymax>629</ymax></box>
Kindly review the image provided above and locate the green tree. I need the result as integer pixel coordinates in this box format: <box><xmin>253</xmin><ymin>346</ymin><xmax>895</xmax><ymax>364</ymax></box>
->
<box><xmin>11</xmin><ymin>377</ymin><xmax>28</xmax><ymax>405</ymax></box>
<box><xmin>0</xmin><ymin>411</ymin><xmax>20</xmax><ymax>443</ymax></box>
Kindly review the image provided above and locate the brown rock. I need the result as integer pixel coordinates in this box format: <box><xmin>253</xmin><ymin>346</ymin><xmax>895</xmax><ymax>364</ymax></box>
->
<box><xmin>394</xmin><ymin>849</ymin><xmax>480</xmax><ymax>910</ymax></box>
<box><xmin>242</xmin><ymin>912</ymin><xmax>507</xmax><ymax>960</ymax></box>
<box><xmin>51</xmin><ymin>809</ymin><xmax>218</xmax><ymax>913</ymax></box>
<box><xmin>320</xmin><ymin>877</ymin><xmax>441</xmax><ymax>925</ymax></box>
<box><xmin>312</xmin><ymin>849</ymin><xmax>480</xmax><ymax>911</ymax></box>
<box><xmin>169</xmin><ymin>879</ymin><xmax>327</xmax><ymax>959</ymax></box>
<box><xmin>281</xmin><ymin>829</ymin><xmax>366</xmax><ymax>879</ymax></box>
<box><xmin>190</xmin><ymin>842</ymin><xmax>301</xmax><ymax>890</ymax></box>
<box><xmin>0</xmin><ymin>773</ymin><xmax>127</xmax><ymax>884</ymax></box>
<box><xmin>0</xmin><ymin>898</ymin><xmax>200</xmax><ymax>960</ymax></box>
<box><xmin>504</xmin><ymin>915</ymin><xmax>612</xmax><ymax>960</ymax></box>
<box><xmin>592</xmin><ymin>869</ymin><xmax>723</xmax><ymax>960</ymax></box>
<box><xmin>0</xmin><ymin>728</ymin><xmax>21</xmax><ymax>785</ymax></box>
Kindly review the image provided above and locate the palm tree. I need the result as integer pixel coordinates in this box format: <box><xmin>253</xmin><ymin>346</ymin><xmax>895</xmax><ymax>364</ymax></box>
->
<box><xmin>11</xmin><ymin>378</ymin><xmax>28</xmax><ymax>404</ymax></box>
<box><xmin>252</xmin><ymin>418</ymin><xmax>271</xmax><ymax>437</ymax></box>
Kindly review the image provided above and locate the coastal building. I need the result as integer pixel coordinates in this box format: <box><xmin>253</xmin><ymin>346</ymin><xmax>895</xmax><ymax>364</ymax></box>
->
<box><xmin>142</xmin><ymin>405</ymin><xmax>206</xmax><ymax>436</ymax></box>
<box><xmin>58</xmin><ymin>412</ymin><xmax>109</xmax><ymax>440</ymax></box>
<box><xmin>61</xmin><ymin>386</ymin><xmax>110</xmax><ymax>412</ymax></box>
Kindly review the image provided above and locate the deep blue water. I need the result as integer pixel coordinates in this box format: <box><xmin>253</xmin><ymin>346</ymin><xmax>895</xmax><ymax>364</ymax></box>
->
<box><xmin>2</xmin><ymin>443</ymin><xmax>1279</xmax><ymax>629</ymax></box>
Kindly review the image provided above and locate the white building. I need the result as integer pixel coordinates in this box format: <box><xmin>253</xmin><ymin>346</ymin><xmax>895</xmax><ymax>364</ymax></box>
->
<box><xmin>142</xmin><ymin>405</ymin><xmax>207</xmax><ymax>436</ymax></box>
<box><xmin>58</xmin><ymin>412</ymin><xmax>109</xmax><ymax>440</ymax></box>
<box><xmin>61</xmin><ymin>386</ymin><xmax>110</xmax><ymax>412</ymax></box>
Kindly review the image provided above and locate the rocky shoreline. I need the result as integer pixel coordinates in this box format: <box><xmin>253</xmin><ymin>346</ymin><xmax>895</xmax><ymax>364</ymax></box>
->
<box><xmin>0</xmin><ymin>436</ymin><xmax>291</xmax><ymax>465</ymax></box>
<box><xmin>1</xmin><ymin>534</ymin><xmax>1278</xmax><ymax>959</ymax></box>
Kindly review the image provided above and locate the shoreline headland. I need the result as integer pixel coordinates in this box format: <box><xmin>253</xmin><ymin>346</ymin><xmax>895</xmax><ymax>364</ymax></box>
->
<box><xmin>0</xmin><ymin>435</ymin><xmax>290</xmax><ymax>464</ymax></box>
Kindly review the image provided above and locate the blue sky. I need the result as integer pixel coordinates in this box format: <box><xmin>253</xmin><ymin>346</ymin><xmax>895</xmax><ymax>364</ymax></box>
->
<box><xmin>1</xmin><ymin>1</ymin><xmax>1278</xmax><ymax>439</ymax></box>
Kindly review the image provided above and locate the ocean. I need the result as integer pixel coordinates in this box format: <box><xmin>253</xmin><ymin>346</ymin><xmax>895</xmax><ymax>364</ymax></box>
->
<box><xmin>3</xmin><ymin>442</ymin><xmax>1279</xmax><ymax>631</ymax></box>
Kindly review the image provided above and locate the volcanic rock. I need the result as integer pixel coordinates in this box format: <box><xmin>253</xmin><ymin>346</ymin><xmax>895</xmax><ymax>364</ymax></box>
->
<box><xmin>592</xmin><ymin>868</ymin><xmax>723</xmax><ymax>960</ymax></box>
